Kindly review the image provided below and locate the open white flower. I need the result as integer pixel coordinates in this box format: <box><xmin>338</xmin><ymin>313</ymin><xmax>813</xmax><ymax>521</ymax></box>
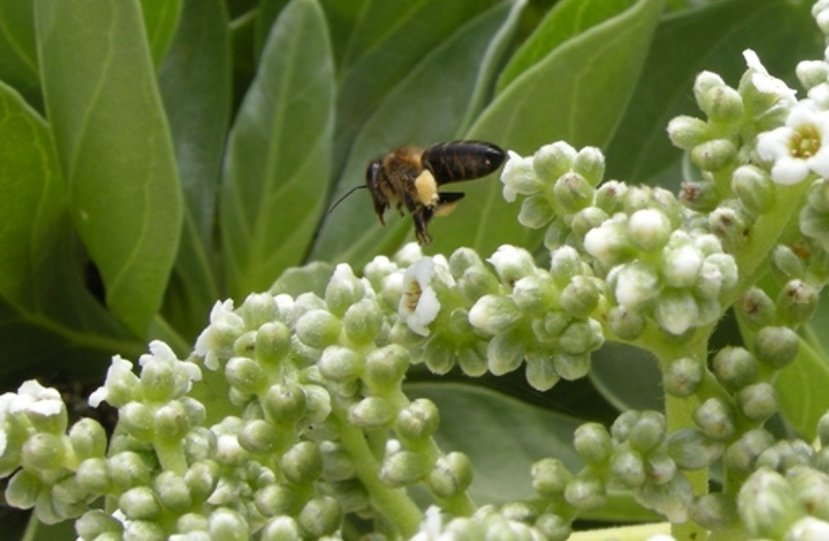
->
<box><xmin>756</xmin><ymin>100</ymin><xmax>829</xmax><ymax>185</ymax></box>
<box><xmin>500</xmin><ymin>150</ymin><xmax>537</xmax><ymax>202</ymax></box>
<box><xmin>743</xmin><ymin>49</ymin><xmax>797</xmax><ymax>107</ymax></box>
<box><xmin>399</xmin><ymin>258</ymin><xmax>442</xmax><ymax>336</ymax></box>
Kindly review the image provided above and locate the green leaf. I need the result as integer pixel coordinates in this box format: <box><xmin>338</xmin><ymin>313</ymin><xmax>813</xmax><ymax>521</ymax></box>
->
<box><xmin>253</xmin><ymin>0</ymin><xmax>289</xmax><ymax>58</ymax></box>
<box><xmin>428</xmin><ymin>0</ymin><xmax>665</xmax><ymax>256</ymax></box>
<box><xmin>310</xmin><ymin>0</ymin><xmax>523</xmax><ymax>267</ymax></box>
<box><xmin>139</xmin><ymin>0</ymin><xmax>183</xmax><ymax>66</ymax></box>
<box><xmin>604</xmin><ymin>0</ymin><xmax>819</xmax><ymax>186</ymax></box>
<box><xmin>269</xmin><ymin>261</ymin><xmax>334</xmax><ymax>298</ymax></box>
<box><xmin>590</xmin><ymin>343</ymin><xmax>663</xmax><ymax>412</ymax></box>
<box><xmin>0</xmin><ymin>82</ymin><xmax>139</xmax><ymax>379</ymax></box>
<box><xmin>159</xmin><ymin>0</ymin><xmax>230</xmax><ymax>339</ymax></box>
<box><xmin>220</xmin><ymin>0</ymin><xmax>335</xmax><ymax>299</ymax></box>
<box><xmin>407</xmin><ymin>382</ymin><xmax>582</xmax><ymax>503</ymax></box>
<box><xmin>0</xmin><ymin>0</ymin><xmax>40</xmax><ymax>108</ymax></box>
<box><xmin>36</xmin><ymin>0</ymin><xmax>184</xmax><ymax>337</ymax></box>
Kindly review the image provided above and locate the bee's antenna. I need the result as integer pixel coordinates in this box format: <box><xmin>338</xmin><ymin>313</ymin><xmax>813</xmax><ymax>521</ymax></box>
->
<box><xmin>328</xmin><ymin>185</ymin><xmax>367</xmax><ymax>213</ymax></box>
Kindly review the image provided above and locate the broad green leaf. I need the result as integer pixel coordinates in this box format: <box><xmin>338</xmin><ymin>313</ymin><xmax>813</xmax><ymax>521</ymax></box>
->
<box><xmin>221</xmin><ymin>0</ymin><xmax>335</xmax><ymax>299</ymax></box>
<box><xmin>0</xmin><ymin>82</ymin><xmax>138</xmax><ymax>379</ymax></box>
<box><xmin>0</xmin><ymin>0</ymin><xmax>39</xmax><ymax>108</ymax></box>
<box><xmin>590</xmin><ymin>343</ymin><xmax>663</xmax><ymax>412</ymax></box>
<box><xmin>311</xmin><ymin>0</ymin><xmax>523</xmax><ymax>266</ymax></box>
<box><xmin>159</xmin><ymin>0</ymin><xmax>230</xmax><ymax>340</ymax></box>
<box><xmin>604</xmin><ymin>0</ymin><xmax>819</xmax><ymax>186</ymax></box>
<box><xmin>269</xmin><ymin>261</ymin><xmax>334</xmax><ymax>298</ymax></box>
<box><xmin>254</xmin><ymin>0</ymin><xmax>289</xmax><ymax>58</ymax></box>
<box><xmin>332</xmin><ymin>0</ymin><xmax>501</xmax><ymax>166</ymax></box>
<box><xmin>428</xmin><ymin>0</ymin><xmax>665</xmax><ymax>256</ymax></box>
<box><xmin>36</xmin><ymin>0</ymin><xmax>184</xmax><ymax>337</ymax></box>
<box><xmin>140</xmin><ymin>0</ymin><xmax>183</xmax><ymax>66</ymax></box>
<box><xmin>407</xmin><ymin>382</ymin><xmax>582</xmax><ymax>503</ymax></box>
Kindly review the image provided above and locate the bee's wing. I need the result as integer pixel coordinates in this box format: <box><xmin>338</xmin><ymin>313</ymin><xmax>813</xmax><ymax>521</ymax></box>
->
<box><xmin>421</xmin><ymin>140</ymin><xmax>506</xmax><ymax>185</ymax></box>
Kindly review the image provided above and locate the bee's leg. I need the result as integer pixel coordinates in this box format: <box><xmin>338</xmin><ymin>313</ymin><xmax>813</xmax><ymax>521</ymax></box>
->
<box><xmin>374</xmin><ymin>201</ymin><xmax>388</xmax><ymax>225</ymax></box>
<box><xmin>412</xmin><ymin>207</ymin><xmax>434</xmax><ymax>245</ymax></box>
<box><xmin>434</xmin><ymin>192</ymin><xmax>464</xmax><ymax>217</ymax></box>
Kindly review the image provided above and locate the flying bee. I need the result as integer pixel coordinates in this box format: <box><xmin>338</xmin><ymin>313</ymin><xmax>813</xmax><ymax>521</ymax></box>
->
<box><xmin>330</xmin><ymin>140</ymin><xmax>506</xmax><ymax>245</ymax></box>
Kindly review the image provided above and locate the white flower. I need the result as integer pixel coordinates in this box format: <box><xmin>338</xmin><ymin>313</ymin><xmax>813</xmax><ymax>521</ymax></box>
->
<box><xmin>88</xmin><ymin>355</ymin><xmax>138</xmax><ymax>408</ymax></box>
<box><xmin>399</xmin><ymin>258</ymin><xmax>441</xmax><ymax>336</ymax></box>
<box><xmin>10</xmin><ymin>380</ymin><xmax>63</xmax><ymax>418</ymax></box>
<box><xmin>194</xmin><ymin>299</ymin><xmax>245</xmax><ymax>370</ymax></box>
<box><xmin>743</xmin><ymin>49</ymin><xmax>797</xmax><ymax>107</ymax></box>
<box><xmin>410</xmin><ymin>506</ymin><xmax>445</xmax><ymax>541</ymax></box>
<box><xmin>787</xmin><ymin>516</ymin><xmax>829</xmax><ymax>541</ymax></box>
<box><xmin>500</xmin><ymin>150</ymin><xmax>537</xmax><ymax>202</ymax></box>
<box><xmin>757</xmin><ymin>100</ymin><xmax>829</xmax><ymax>185</ymax></box>
<box><xmin>139</xmin><ymin>340</ymin><xmax>202</xmax><ymax>395</ymax></box>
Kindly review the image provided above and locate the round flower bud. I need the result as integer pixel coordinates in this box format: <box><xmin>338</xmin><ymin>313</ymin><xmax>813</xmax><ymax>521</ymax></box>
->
<box><xmin>153</xmin><ymin>401</ymin><xmax>191</xmax><ymax>442</ymax></box>
<box><xmin>298</xmin><ymin>496</ymin><xmax>342</xmax><ymax>538</ymax></box>
<box><xmin>738</xmin><ymin>382</ymin><xmax>778</xmax><ymax>422</ymax></box>
<box><xmin>255</xmin><ymin>321</ymin><xmax>292</xmax><ymax>365</ymax></box>
<box><xmin>564</xmin><ymin>472</ymin><xmax>606</xmax><ymax>511</ymax></box>
<box><xmin>666</xmin><ymin>429</ymin><xmax>724</xmax><ymax>470</ymax></box>
<box><xmin>239</xmin><ymin>419</ymin><xmax>281</xmax><ymax>454</ymax></box>
<box><xmin>513</xmin><ymin>275</ymin><xmax>556</xmax><ymax>313</ymax></box>
<box><xmin>21</xmin><ymin>432</ymin><xmax>67</xmax><ymax>471</ymax></box>
<box><xmin>75</xmin><ymin>510</ymin><xmax>121</xmax><ymax>540</ymax></box>
<box><xmin>4</xmin><ymin>469</ymin><xmax>40</xmax><ymax>509</ymax></box>
<box><xmin>712</xmin><ymin>347</ymin><xmax>757</xmax><ymax>391</ymax></box>
<box><xmin>690</xmin><ymin>493</ymin><xmax>737</xmax><ymax>531</ymax></box>
<box><xmin>525</xmin><ymin>355</ymin><xmax>561</xmax><ymax>391</ymax></box>
<box><xmin>724</xmin><ymin>429</ymin><xmax>774</xmax><ymax>474</ymax></box>
<box><xmin>119</xmin><ymin>486</ymin><xmax>160</xmax><ymax>520</ymax></box>
<box><xmin>607</xmin><ymin>305</ymin><xmax>646</xmax><ymax>340</ymax></box>
<box><xmin>533</xmin><ymin>142</ymin><xmax>577</xmax><ymax>181</ymax></box>
<box><xmin>573</xmin><ymin>423</ymin><xmax>612</xmax><ymax>464</ymax></box>
<box><xmin>693</xmin><ymin>71</ymin><xmax>726</xmax><ymax>104</ymax></box>
<box><xmin>691</xmin><ymin>139</ymin><xmax>737</xmax><ymax>172</ymax></box>
<box><xmin>732</xmin><ymin>165</ymin><xmax>774</xmax><ymax>214</ymax></box>
<box><xmin>549</xmin><ymin>246</ymin><xmax>585</xmax><ymax>283</ymax></box>
<box><xmin>663</xmin><ymin>356</ymin><xmax>703</xmax><ymax>397</ymax></box>
<box><xmin>777</xmin><ymin>279</ymin><xmax>818</xmax><ymax>325</ymax></box>
<box><xmin>280</xmin><ymin>442</ymin><xmax>322</xmax><ymax>485</ymax></box>
<box><xmin>255</xmin><ymin>484</ymin><xmax>295</xmax><ymax>518</ymax></box>
<box><xmin>680</xmin><ymin>180</ymin><xmax>720</xmax><ymax>211</ymax></box>
<box><xmin>772</xmin><ymin>244</ymin><xmax>806</xmax><ymax>279</ymax></box>
<box><xmin>295</xmin><ymin>309</ymin><xmax>341</xmax><ymax>349</ymax></box>
<box><xmin>611</xmin><ymin>410</ymin><xmax>641</xmax><ymax>442</ymax></box>
<box><xmin>302</xmin><ymin>384</ymin><xmax>332</xmax><ymax>424</ymax></box>
<box><xmin>570</xmin><ymin>206</ymin><xmax>610</xmax><ymax>238</ymax></box>
<box><xmin>364</xmin><ymin>345</ymin><xmax>410</xmax><ymax>392</ymax></box>
<box><xmin>154</xmin><ymin>471</ymin><xmax>191</xmax><ymax>513</ymax></box>
<box><xmin>662</xmin><ymin>244</ymin><xmax>704</xmax><ymax>288</ymax></box>
<box><xmin>573</xmin><ymin>146</ymin><xmax>605</xmax><ymax>187</ymax></box>
<box><xmin>667</xmin><ymin>115</ymin><xmax>709</xmax><ymax>150</ymax></box>
<box><xmin>629</xmin><ymin>411</ymin><xmax>666</xmax><ymax>453</ymax></box>
<box><xmin>700</xmin><ymin>84</ymin><xmax>744</xmax><ymax>123</ymax></box>
<box><xmin>429</xmin><ymin>452</ymin><xmax>473</xmax><ymax>498</ymax></box>
<box><xmin>532</xmin><ymin>457</ymin><xmax>573</xmax><ymax>497</ymax></box>
<box><xmin>487</xmin><ymin>330</ymin><xmax>525</xmax><ymax>376</ymax></box>
<box><xmin>627</xmin><ymin>209</ymin><xmax>672</xmax><ymax>252</ymax></box>
<box><xmin>176</xmin><ymin>512</ymin><xmax>209</xmax><ymax>535</ymax></box>
<box><xmin>500</xmin><ymin>151</ymin><xmax>539</xmax><ymax>202</ymax></box>
<box><xmin>233</xmin><ymin>330</ymin><xmax>257</xmax><ymax>357</ymax></box>
<box><xmin>262</xmin><ymin>383</ymin><xmax>307</xmax><ymax>426</ymax></box>
<box><xmin>381</xmin><ymin>447</ymin><xmax>429</xmax><ymax>487</ymax></box>
<box><xmin>519</xmin><ymin>195</ymin><xmax>556</xmax><ymax>229</ymax></box>
<box><xmin>69</xmin><ymin>418</ymin><xmax>107</xmax><ymax>460</ymax></box>
<box><xmin>458</xmin><ymin>265</ymin><xmax>501</xmax><ymax>300</ymax></box>
<box><xmin>225</xmin><ymin>356</ymin><xmax>267</xmax><ymax>395</ymax></box>
<box><xmin>76</xmin><ymin>457</ymin><xmax>110</xmax><ymax>494</ymax></box>
<box><xmin>343</xmin><ymin>299</ymin><xmax>382</xmax><ymax>345</ymax></box>
<box><xmin>208</xmin><ymin>507</ymin><xmax>250</xmax><ymax>541</ymax></box>
<box><xmin>709</xmin><ymin>206</ymin><xmax>747</xmax><ymax>249</ymax></box>
<box><xmin>535</xmin><ymin>513</ymin><xmax>571</xmax><ymax>541</ymax></box>
<box><xmin>613</xmin><ymin>262</ymin><xmax>659</xmax><ymax>309</ymax></box>
<box><xmin>396</xmin><ymin>399</ymin><xmax>439</xmax><ymax>443</ymax></box>
<box><xmin>584</xmin><ymin>217</ymin><xmax>631</xmax><ymax>267</ymax></box>
<box><xmin>553</xmin><ymin>172</ymin><xmax>594</xmax><ymax>213</ymax></box>
<box><xmin>185</xmin><ymin>460</ymin><xmax>220</xmax><ymax>503</ymax></box>
<box><xmin>488</xmin><ymin>245</ymin><xmax>537</xmax><ymax>284</ymax></box>
<box><xmin>739</xmin><ymin>287</ymin><xmax>777</xmax><ymax>327</ymax></box>
<box><xmin>655</xmin><ymin>289</ymin><xmax>699</xmax><ymax>336</ymax></box>
<box><xmin>318</xmin><ymin>346</ymin><xmax>361</xmax><ymax>383</ymax></box>
<box><xmin>558</xmin><ymin>319</ymin><xmax>603</xmax><ymax>355</ymax></box>
<box><xmin>349</xmin><ymin>397</ymin><xmax>395</xmax><ymax>429</ymax></box>
<box><xmin>757</xmin><ymin>441</ymin><xmax>813</xmax><ymax>472</ymax></box>
<box><xmin>325</xmin><ymin>264</ymin><xmax>365</xmax><ymax>316</ymax></box>
<box><xmin>646</xmin><ymin>450</ymin><xmax>678</xmax><ymax>485</ymax></box>
<box><xmin>796</xmin><ymin>59</ymin><xmax>829</xmax><ymax>90</ymax></box>
<box><xmin>260</xmin><ymin>516</ymin><xmax>300</xmax><ymax>541</ymax></box>
<box><xmin>610</xmin><ymin>448</ymin><xmax>646</xmax><ymax>488</ymax></box>
<box><xmin>552</xmin><ymin>352</ymin><xmax>591</xmax><ymax>381</ymax></box>
<box><xmin>448</xmin><ymin>247</ymin><xmax>483</xmax><ymax>277</ymax></box>
<box><xmin>559</xmin><ymin>276</ymin><xmax>600</xmax><ymax>318</ymax></box>
<box><xmin>754</xmin><ymin>326</ymin><xmax>799</xmax><ymax>368</ymax></box>
<box><xmin>693</xmin><ymin>398</ymin><xmax>736</xmax><ymax>441</ymax></box>
<box><xmin>738</xmin><ymin>468</ymin><xmax>797</xmax><ymax>539</ymax></box>
<box><xmin>469</xmin><ymin>295</ymin><xmax>523</xmax><ymax>335</ymax></box>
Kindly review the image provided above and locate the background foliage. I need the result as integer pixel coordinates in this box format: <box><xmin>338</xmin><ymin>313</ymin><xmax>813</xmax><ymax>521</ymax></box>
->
<box><xmin>0</xmin><ymin>0</ymin><xmax>826</xmax><ymax>538</ymax></box>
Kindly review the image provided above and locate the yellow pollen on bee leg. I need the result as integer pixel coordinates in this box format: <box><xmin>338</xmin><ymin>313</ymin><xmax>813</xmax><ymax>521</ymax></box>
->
<box><xmin>414</xmin><ymin>170</ymin><xmax>439</xmax><ymax>206</ymax></box>
<box><xmin>434</xmin><ymin>201</ymin><xmax>460</xmax><ymax>217</ymax></box>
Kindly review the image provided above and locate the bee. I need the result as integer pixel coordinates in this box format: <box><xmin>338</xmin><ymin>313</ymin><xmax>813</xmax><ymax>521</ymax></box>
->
<box><xmin>330</xmin><ymin>140</ymin><xmax>506</xmax><ymax>244</ymax></box>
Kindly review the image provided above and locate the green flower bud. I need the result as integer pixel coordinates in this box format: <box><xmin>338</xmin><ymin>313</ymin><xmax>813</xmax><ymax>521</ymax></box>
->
<box><xmin>364</xmin><ymin>345</ymin><xmax>409</xmax><ymax>392</ymax></box>
<box><xmin>457</xmin><ymin>347</ymin><xmax>488</xmax><ymax>377</ymax></box>
<box><xmin>777</xmin><ymin>279</ymin><xmax>818</xmax><ymax>325</ymax></box>
<box><xmin>532</xmin><ymin>458</ymin><xmax>573</xmax><ymax>498</ymax></box>
<box><xmin>263</xmin><ymin>383</ymin><xmax>308</xmax><ymax>426</ymax></box>
<box><xmin>693</xmin><ymin>71</ymin><xmax>726</xmax><ymax>106</ymax></box>
<box><xmin>694</xmin><ymin>398</ymin><xmax>736</xmax><ymax>441</ymax></box>
<box><xmin>349</xmin><ymin>397</ymin><xmax>395</xmax><ymax>429</ymax></box>
<box><xmin>552</xmin><ymin>353</ymin><xmax>591</xmax><ymax>381</ymax></box>
<box><xmin>724</xmin><ymin>429</ymin><xmax>774</xmax><ymax>474</ymax></box>
<box><xmin>629</xmin><ymin>411</ymin><xmax>666</xmax><ymax>453</ymax></box>
<box><xmin>796</xmin><ymin>59</ymin><xmax>829</xmax><ymax>89</ymax></box>
<box><xmin>593</xmin><ymin>181</ymin><xmax>627</xmax><ymax>214</ymax></box>
<box><xmin>302</xmin><ymin>384</ymin><xmax>331</xmax><ymax>424</ymax></box>
<box><xmin>396</xmin><ymin>399</ymin><xmax>439</xmax><ymax>443</ymax></box>
<box><xmin>732</xmin><ymin>165</ymin><xmax>774</xmax><ymax>214</ymax></box>
<box><xmin>607</xmin><ymin>305</ymin><xmax>646</xmax><ymax>340</ymax></box>
<box><xmin>225</xmin><ymin>356</ymin><xmax>267</xmax><ymax>395</ymax></box>
<box><xmin>690</xmin><ymin>493</ymin><xmax>737</xmax><ymax>531</ymax></box>
<box><xmin>533</xmin><ymin>142</ymin><xmax>577</xmax><ymax>182</ymax></box>
<box><xmin>153</xmin><ymin>471</ymin><xmax>191</xmax><ymax>513</ymax></box>
<box><xmin>140</xmin><ymin>360</ymin><xmax>178</xmax><ymax>403</ymax></box>
<box><xmin>738</xmin><ymin>382</ymin><xmax>778</xmax><ymax>422</ymax></box>
<box><xmin>208</xmin><ymin>508</ymin><xmax>250</xmax><ymax>541</ymax></box>
<box><xmin>757</xmin><ymin>440</ymin><xmax>813</xmax><ymax>472</ymax></box>
<box><xmin>709</xmin><ymin>206</ymin><xmax>748</xmax><ymax>249</ymax></box>
<box><xmin>255</xmin><ymin>321</ymin><xmax>292</xmax><ymax>365</ymax></box>
<box><xmin>318</xmin><ymin>346</ymin><xmax>361</xmax><ymax>383</ymax></box>
<box><xmin>233</xmin><ymin>330</ymin><xmax>257</xmax><ymax>357</ymax></box>
<box><xmin>69</xmin><ymin>418</ymin><xmax>107</xmax><ymax>460</ymax></box>
<box><xmin>667</xmin><ymin>429</ymin><xmax>724</xmax><ymax>470</ymax></box>
<box><xmin>610</xmin><ymin>448</ymin><xmax>646</xmax><ymax>487</ymax></box>
<box><xmin>738</xmin><ymin>287</ymin><xmax>777</xmax><ymax>327</ymax></box>
<box><xmin>535</xmin><ymin>513</ymin><xmax>571</xmax><ymax>541</ymax></box>
<box><xmin>662</xmin><ymin>243</ymin><xmax>704</xmax><ymax>288</ymax></box>
<box><xmin>691</xmin><ymin>139</ymin><xmax>737</xmax><ymax>172</ymax></box>
<box><xmin>342</xmin><ymin>299</ymin><xmax>382</xmax><ymax>345</ymax></box>
<box><xmin>712</xmin><ymin>346</ymin><xmax>757</xmax><ymax>391</ymax></box>
<box><xmin>261</xmin><ymin>517</ymin><xmax>301</xmax><ymax>541</ymax></box>
<box><xmin>459</xmin><ymin>266</ymin><xmax>501</xmax><ymax>300</ymax></box>
<box><xmin>381</xmin><ymin>445</ymin><xmax>429</xmax><ymax>486</ymax></box>
<box><xmin>119</xmin><ymin>486</ymin><xmax>160</xmax><ymax>520</ymax></box>
<box><xmin>5</xmin><ymin>469</ymin><xmax>40</xmax><ymax>509</ymax></box>
<box><xmin>525</xmin><ymin>355</ymin><xmax>560</xmax><ymax>391</ymax></box>
<box><xmin>295</xmin><ymin>309</ymin><xmax>341</xmax><ymax>349</ymax></box>
<box><xmin>584</xmin><ymin>216</ymin><xmax>631</xmax><ymax>267</ymax></box>
<box><xmin>738</xmin><ymin>467</ymin><xmax>798</xmax><ymax>539</ymax></box>
<box><xmin>637</xmin><ymin>474</ymin><xmax>692</xmax><ymax>524</ymax></box>
<box><xmin>298</xmin><ymin>496</ymin><xmax>342</xmax><ymax>538</ymax></box>
<box><xmin>667</xmin><ymin>115</ymin><xmax>709</xmax><ymax>150</ymax></box>
<box><xmin>754</xmin><ymin>326</ymin><xmax>799</xmax><ymax>368</ymax></box>
<box><xmin>448</xmin><ymin>247</ymin><xmax>483</xmax><ymax>277</ymax></box>
<box><xmin>281</xmin><ymin>441</ymin><xmax>322</xmax><ymax>485</ymax></box>
<box><xmin>153</xmin><ymin>401</ymin><xmax>191</xmax><ymax>442</ymax></box>
<box><xmin>76</xmin><ymin>457</ymin><xmax>110</xmax><ymax>494</ymax></box>
<box><xmin>512</xmin><ymin>275</ymin><xmax>556</xmax><ymax>314</ymax></box>
<box><xmin>239</xmin><ymin>419</ymin><xmax>281</xmax><ymax>454</ymax></box>
<box><xmin>107</xmin><ymin>451</ymin><xmax>151</xmax><ymax>491</ymax></box>
<box><xmin>655</xmin><ymin>289</ymin><xmax>699</xmax><ymax>336</ymax></box>
<box><xmin>255</xmin><ymin>485</ymin><xmax>295</xmax><ymax>518</ymax></box>
<box><xmin>680</xmin><ymin>181</ymin><xmax>720</xmax><ymax>212</ymax></box>
<box><xmin>488</xmin><ymin>245</ymin><xmax>538</xmax><ymax>284</ymax></box>
<box><xmin>663</xmin><ymin>356</ymin><xmax>703</xmax><ymax>397</ymax></box>
<box><xmin>500</xmin><ymin>151</ymin><xmax>539</xmax><ymax>202</ymax></box>
<box><xmin>612</xmin><ymin>261</ymin><xmax>659</xmax><ymax>309</ymax></box>
<box><xmin>646</xmin><ymin>450</ymin><xmax>677</xmax><ymax>485</ymax></box>
<box><xmin>185</xmin><ymin>460</ymin><xmax>220</xmax><ymax>503</ymax></box>
<box><xmin>772</xmin><ymin>244</ymin><xmax>806</xmax><ymax>279</ymax></box>
<box><xmin>429</xmin><ymin>452</ymin><xmax>473</xmax><ymax>498</ymax></box>
<box><xmin>469</xmin><ymin>295</ymin><xmax>523</xmax><ymax>335</ymax></box>
<box><xmin>611</xmin><ymin>410</ymin><xmax>641</xmax><ymax>442</ymax></box>
<box><xmin>553</xmin><ymin>172</ymin><xmax>593</xmax><ymax>213</ymax></box>
<box><xmin>789</xmin><ymin>466</ymin><xmax>829</xmax><ymax>517</ymax></box>
<box><xmin>76</xmin><ymin>510</ymin><xmax>122</xmax><ymax>540</ymax></box>
<box><xmin>564</xmin><ymin>472</ymin><xmax>606</xmax><ymax>511</ymax></box>
<box><xmin>700</xmin><ymin>84</ymin><xmax>744</xmax><ymax>123</ymax></box>
<box><xmin>549</xmin><ymin>246</ymin><xmax>585</xmax><ymax>284</ymax></box>
<box><xmin>119</xmin><ymin>402</ymin><xmax>154</xmax><ymax>441</ymax></box>
<box><xmin>519</xmin><ymin>195</ymin><xmax>556</xmax><ymax>229</ymax></box>
<box><xmin>487</xmin><ymin>330</ymin><xmax>526</xmax><ymax>376</ymax></box>
<box><xmin>21</xmin><ymin>432</ymin><xmax>68</xmax><ymax>471</ymax></box>
<box><xmin>574</xmin><ymin>422</ymin><xmax>612</xmax><ymax>464</ymax></box>
<box><xmin>574</xmin><ymin>146</ymin><xmax>605</xmax><ymax>187</ymax></box>
<box><xmin>570</xmin><ymin>206</ymin><xmax>610</xmax><ymax>239</ymax></box>
<box><xmin>325</xmin><ymin>264</ymin><xmax>365</xmax><ymax>316</ymax></box>
<box><xmin>176</xmin><ymin>512</ymin><xmax>209</xmax><ymax>535</ymax></box>
<box><xmin>237</xmin><ymin>293</ymin><xmax>277</xmax><ymax>329</ymax></box>
<box><xmin>558</xmin><ymin>319</ymin><xmax>603</xmax><ymax>355</ymax></box>
<box><xmin>627</xmin><ymin>209</ymin><xmax>672</xmax><ymax>252</ymax></box>
<box><xmin>559</xmin><ymin>276</ymin><xmax>600</xmax><ymax>318</ymax></box>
